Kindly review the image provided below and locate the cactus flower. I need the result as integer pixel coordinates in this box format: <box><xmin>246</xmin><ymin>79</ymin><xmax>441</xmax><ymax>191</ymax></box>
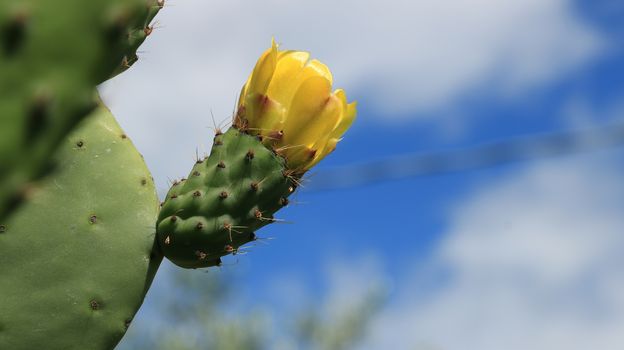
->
<box><xmin>234</xmin><ymin>39</ymin><xmax>357</xmax><ymax>172</ymax></box>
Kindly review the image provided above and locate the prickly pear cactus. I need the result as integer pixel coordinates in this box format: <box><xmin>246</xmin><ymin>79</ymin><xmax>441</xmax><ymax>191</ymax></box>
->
<box><xmin>157</xmin><ymin>128</ymin><xmax>296</xmax><ymax>268</ymax></box>
<box><xmin>156</xmin><ymin>41</ymin><xmax>357</xmax><ymax>269</ymax></box>
<box><xmin>0</xmin><ymin>104</ymin><xmax>161</xmax><ymax>350</ymax></box>
<box><xmin>0</xmin><ymin>0</ymin><xmax>162</xmax><ymax>221</ymax></box>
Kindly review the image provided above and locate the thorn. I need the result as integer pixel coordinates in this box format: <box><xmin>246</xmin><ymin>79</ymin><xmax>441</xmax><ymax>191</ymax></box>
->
<box><xmin>267</xmin><ymin>130</ymin><xmax>284</xmax><ymax>142</ymax></box>
<box><xmin>223</xmin><ymin>222</ymin><xmax>233</xmax><ymax>242</ymax></box>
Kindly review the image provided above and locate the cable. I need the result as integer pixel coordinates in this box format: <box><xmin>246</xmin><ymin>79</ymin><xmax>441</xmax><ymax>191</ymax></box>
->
<box><xmin>304</xmin><ymin>121</ymin><xmax>624</xmax><ymax>192</ymax></box>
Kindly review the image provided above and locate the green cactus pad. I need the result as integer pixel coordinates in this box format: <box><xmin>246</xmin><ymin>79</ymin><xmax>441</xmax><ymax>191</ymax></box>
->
<box><xmin>0</xmin><ymin>0</ymin><xmax>162</xmax><ymax>221</ymax></box>
<box><xmin>109</xmin><ymin>0</ymin><xmax>164</xmax><ymax>79</ymax></box>
<box><xmin>0</xmin><ymin>105</ymin><xmax>161</xmax><ymax>350</ymax></box>
<box><xmin>157</xmin><ymin>128</ymin><xmax>298</xmax><ymax>268</ymax></box>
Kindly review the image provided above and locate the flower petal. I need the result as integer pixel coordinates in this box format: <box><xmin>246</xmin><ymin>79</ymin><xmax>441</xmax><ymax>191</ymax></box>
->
<box><xmin>291</xmin><ymin>94</ymin><xmax>341</xmax><ymax>148</ymax></box>
<box><xmin>238</xmin><ymin>75</ymin><xmax>252</xmax><ymax>107</ymax></box>
<box><xmin>305</xmin><ymin>59</ymin><xmax>333</xmax><ymax>85</ymax></box>
<box><xmin>273</xmin><ymin>59</ymin><xmax>332</xmax><ymax>113</ymax></box>
<box><xmin>331</xmin><ymin>100</ymin><xmax>357</xmax><ymax>139</ymax></box>
<box><xmin>247</xmin><ymin>40</ymin><xmax>278</xmax><ymax>95</ymax></box>
<box><xmin>306</xmin><ymin>138</ymin><xmax>339</xmax><ymax>170</ymax></box>
<box><xmin>266</xmin><ymin>50</ymin><xmax>310</xmax><ymax>105</ymax></box>
<box><xmin>282</xmin><ymin>75</ymin><xmax>332</xmax><ymax>146</ymax></box>
<box><xmin>244</xmin><ymin>93</ymin><xmax>285</xmax><ymax>134</ymax></box>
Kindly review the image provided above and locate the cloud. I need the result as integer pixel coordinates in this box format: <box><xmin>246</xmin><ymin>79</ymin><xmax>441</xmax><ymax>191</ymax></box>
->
<box><xmin>101</xmin><ymin>0</ymin><xmax>605</xmax><ymax>116</ymax></box>
<box><xmin>362</xmin><ymin>156</ymin><xmax>624</xmax><ymax>349</ymax></box>
<box><xmin>98</xmin><ymin>0</ymin><xmax>606</xmax><ymax>191</ymax></box>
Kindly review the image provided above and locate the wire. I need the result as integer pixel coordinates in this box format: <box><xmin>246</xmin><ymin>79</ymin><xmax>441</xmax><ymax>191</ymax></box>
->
<box><xmin>304</xmin><ymin>121</ymin><xmax>624</xmax><ymax>192</ymax></box>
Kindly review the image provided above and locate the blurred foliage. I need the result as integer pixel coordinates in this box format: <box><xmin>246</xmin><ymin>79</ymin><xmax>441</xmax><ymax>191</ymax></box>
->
<box><xmin>295</xmin><ymin>291</ymin><xmax>384</xmax><ymax>350</ymax></box>
<box><xmin>119</xmin><ymin>268</ymin><xmax>385</xmax><ymax>350</ymax></box>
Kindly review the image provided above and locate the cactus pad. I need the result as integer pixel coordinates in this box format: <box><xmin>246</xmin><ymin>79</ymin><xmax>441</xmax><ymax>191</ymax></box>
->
<box><xmin>110</xmin><ymin>0</ymin><xmax>164</xmax><ymax>78</ymax></box>
<box><xmin>157</xmin><ymin>128</ymin><xmax>297</xmax><ymax>268</ymax></box>
<box><xmin>0</xmin><ymin>0</ymin><xmax>162</xmax><ymax>220</ymax></box>
<box><xmin>0</xmin><ymin>105</ymin><xmax>161</xmax><ymax>350</ymax></box>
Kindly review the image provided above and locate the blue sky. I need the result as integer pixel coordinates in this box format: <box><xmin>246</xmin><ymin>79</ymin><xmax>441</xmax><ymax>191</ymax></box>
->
<box><xmin>104</xmin><ymin>0</ymin><xmax>624</xmax><ymax>348</ymax></box>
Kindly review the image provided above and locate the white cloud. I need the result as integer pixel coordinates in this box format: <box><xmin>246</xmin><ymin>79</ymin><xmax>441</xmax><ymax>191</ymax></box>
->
<box><xmin>98</xmin><ymin>0</ymin><xmax>606</xmax><ymax>191</ymax></box>
<box><xmin>362</xmin><ymin>157</ymin><xmax>624</xmax><ymax>350</ymax></box>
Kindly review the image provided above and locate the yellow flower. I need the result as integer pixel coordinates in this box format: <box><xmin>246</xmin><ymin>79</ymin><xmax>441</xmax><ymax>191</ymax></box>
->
<box><xmin>234</xmin><ymin>39</ymin><xmax>356</xmax><ymax>172</ymax></box>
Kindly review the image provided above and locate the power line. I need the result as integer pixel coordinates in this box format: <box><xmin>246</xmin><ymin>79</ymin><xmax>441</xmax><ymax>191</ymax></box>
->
<box><xmin>304</xmin><ymin>121</ymin><xmax>624</xmax><ymax>192</ymax></box>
